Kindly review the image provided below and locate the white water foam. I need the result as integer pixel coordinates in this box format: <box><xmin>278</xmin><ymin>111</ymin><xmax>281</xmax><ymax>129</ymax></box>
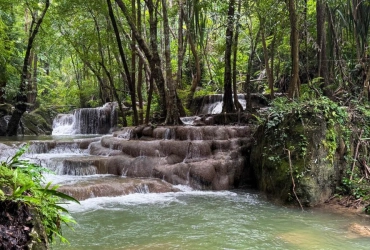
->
<box><xmin>63</xmin><ymin>189</ymin><xmax>243</xmax><ymax>213</ymax></box>
<box><xmin>43</xmin><ymin>173</ymin><xmax>115</xmax><ymax>185</ymax></box>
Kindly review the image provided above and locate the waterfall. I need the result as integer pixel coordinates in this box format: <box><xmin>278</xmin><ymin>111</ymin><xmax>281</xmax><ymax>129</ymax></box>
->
<box><xmin>52</xmin><ymin>103</ymin><xmax>117</xmax><ymax>135</ymax></box>
<box><xmin>197</xmin><ymin>94</ymin><xmax>247</xmax><ymax>115</ymax></box>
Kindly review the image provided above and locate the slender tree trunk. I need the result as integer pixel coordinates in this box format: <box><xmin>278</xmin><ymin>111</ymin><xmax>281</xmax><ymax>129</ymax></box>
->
<box><xmin>115</xmin><ymin>0</ymin><xmax>167</xmax><ymax>121</ymax></box>
<box><xmin>232</xmin><ymin>0</ymin><xmax>243</xmax><ymax>111</ymax></box>
<box><xmin>287</xmin><ymin>0</ymin><xmax>300</xmax><ymax>99</ymax></box>
<box><xmin>185</xmin><ymin>34</ymin><xmax>201</xmax><ymax>109</ymax></box>
<box><xmin>6</xmin><ymin>0</ymin><xmax>50</xmax><ymax>136</ymax></box>
<box><xmin>162</xmin><ymin>0</ymin><xmax>180</xmax><ymax>124</ymax></box>
<box><xmin>107</xmin><ymin>0</ymin><xmax>138</xmax><ymax>125</ymax></box>
<box><xmin>316</xmin><ymin>0</ymin><xmax>330</xmax><ymax>96</ymax></box>
<box><xmin>245</xmin><ymin>26</ymin><xmax>260</xmax><ymax>111</ymax></box>
<box><xmin>222</xmin><ymin>0</ymin><xmax>235</xmax><ymax>113</ymax></box>
<box><xmin>145</xmin><ymin>75</ymin><xmax>154</xmax><ymax>124</ymax></box>
<box><xmin>131</xmin><ymin>0</ymin><xmax>137</xmax><ymax>121</ymax></box>
<box><xmin>137</xmin><ymin>0</ymin><xmax>144</xmax><ymax>124</ymax></box>
<box><xmin>261</xmin><ymin>28</ymin><xmax>274</xmax><ymax>99</ymax></box>
<box><xmin>177</xmin><ymin>0</ymin><xmax>184</xmax><ymax>88</ymax></box>
<box><xmin>0</xmin><ymin>63</ymin><xmax>6</xmax><ymax>104</ymax></box>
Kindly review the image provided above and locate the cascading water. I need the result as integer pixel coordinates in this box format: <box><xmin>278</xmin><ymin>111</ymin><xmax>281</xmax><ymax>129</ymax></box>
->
<box><xmin>52</xmin><ymin>102</ymin><xmax>117</xmax><ymax>135</ymax></box>
<box><xmin>198</xmin><ymin>94</ymin><xmax>247</xmax><ymax>115</ymax></box>
<box><xmin>180</xmin><ymin>94</ymin><xmax>247</xmax><ymax>125</ymax></box>
<box><xmin>2</xmin><ymin>126</ymin><xmax>370</xmax><ymax>249</ymax></box>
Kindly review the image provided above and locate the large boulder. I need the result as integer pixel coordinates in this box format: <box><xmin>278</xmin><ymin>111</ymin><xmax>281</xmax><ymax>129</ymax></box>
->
<box><xmin>250</xmin><ymin>108</ymin><xmax>346</xmax><ymax>206</ymax></box>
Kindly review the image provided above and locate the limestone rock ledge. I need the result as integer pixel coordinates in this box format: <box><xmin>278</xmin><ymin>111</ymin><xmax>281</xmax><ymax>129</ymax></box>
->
<box><xmin>60</xmin><ymin>126</ymin><xmax>255</xmax><ymax>191</ymax></box>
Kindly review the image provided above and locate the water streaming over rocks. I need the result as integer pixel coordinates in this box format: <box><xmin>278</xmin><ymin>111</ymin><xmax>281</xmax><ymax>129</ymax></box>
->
<box><xmin>52</xmin><ymin>102</ymin><xmax>117</xmax><ymax>135</ymax></box>
<box><xmin>5</xmin><ymin>94</ymin><xmax>370</xmax><ymax>250</ymax></box>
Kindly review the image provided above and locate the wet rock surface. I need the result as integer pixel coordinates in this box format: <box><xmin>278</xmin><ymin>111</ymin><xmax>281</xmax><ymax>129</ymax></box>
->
<box><xmin>81</xmin><ymin>126</ymin><xmax>255</xmax><ymax>190</ymax></box>
<box><xmin>58</xmin><ymin>176</ymin><xmax>179</xmax><ymax>201</ymax></box>
<box><xmin>38</xmin><ymin>125</ymin><xmax>255</xmax><ymax>191</ymax></box>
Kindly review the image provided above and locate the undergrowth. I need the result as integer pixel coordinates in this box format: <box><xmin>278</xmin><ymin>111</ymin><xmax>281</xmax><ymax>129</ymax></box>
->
<box><xmin>0</xmin><ymin>145</ymin><xmax>79</xmax><ymax>244</ymax></box>
<box><xmin>260</xmin><ymin>96</ymin><xmax>370</xmax><ymax>210</ymax></box>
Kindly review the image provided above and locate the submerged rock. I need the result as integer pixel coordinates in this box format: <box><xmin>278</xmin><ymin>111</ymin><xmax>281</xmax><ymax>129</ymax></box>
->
<box><xmin>348</xmin><ymin>223</ymin><xmax>370</xmax><ymax>237</ymax></box>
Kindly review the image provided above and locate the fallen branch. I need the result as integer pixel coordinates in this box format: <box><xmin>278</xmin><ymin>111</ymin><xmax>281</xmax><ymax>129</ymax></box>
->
<box><xmin>350</xmin><ymin>130</ymin><xmax>363</xmax><ymax>181</ymax></box>
<box><xmin>285</xmin><ymin>148</ymin><xmax>304</xmax><ymax>211</ymax></box>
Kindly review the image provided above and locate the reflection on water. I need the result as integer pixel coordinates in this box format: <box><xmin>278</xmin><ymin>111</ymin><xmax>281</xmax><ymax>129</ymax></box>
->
<box><xmin>54</xmin><ymin>189</ymin><xmax>370</xmax><ymax>250</ymax></box>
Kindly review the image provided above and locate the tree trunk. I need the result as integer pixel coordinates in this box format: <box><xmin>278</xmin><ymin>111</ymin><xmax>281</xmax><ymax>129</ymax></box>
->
<box><xmin>287</xmin><ymin>0</ymin><xmax>300</xmax><ymax>99</ymax></box>
<box><xmin>316</xmin><ymin>0</ymin><xmax>330</xmax><ymax>96</ymax></box>
<box><xmin>245</xmin><ymin>27</ymin><xmax>261</xmax><ymax>111</ymax></box>
<box><xmin>177</xmin><ymin>0</ymin><xmax>185</xmax><ymax>88</ymax></box>
<box><xmin>107</xmin><ymin>0</ymin><xmax>138</xmax><ymax>126</ymax></box>
<box><xmin>137</xmin><ymin>0</ymin><xmax>144</xmax><ymax>124</ymax></box>
<box><xmin>232</xmin><ymin>0</ymin><xmax>243</xmax><ymax>111</ymax></box>
<box><xmin>261</xmin><ymin>28</ymin><xmax>274</xmax><ymax>99</ymax></box>
<box><xmin>162</xmin><ymin>0</ymin><xmax>180</xmax><ymax>124</ymax></box>
<box><xmin>6</xmin><ymin>0</ymin><xmax>50</xmax><ymax>136</ymax></box>
<box><xmin>0</xmin><ymin>63</ymin><xmax>6</xmax><ymax>104</ymax></box>
<box><xmin>222</xmin><ymin>0</ymin><xmax>235</xmax><ymax>113</ymax></box>
<box><xmin>115</xmin><ymin>0</ymin><xmax>167</xmax><ymax>121</ymax></box>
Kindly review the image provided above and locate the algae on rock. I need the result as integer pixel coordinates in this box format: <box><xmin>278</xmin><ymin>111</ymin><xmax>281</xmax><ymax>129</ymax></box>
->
<box><xmin>250</xmin><ymin>99</ymin><xmax>348</xmax><ymax>206</ymax></box>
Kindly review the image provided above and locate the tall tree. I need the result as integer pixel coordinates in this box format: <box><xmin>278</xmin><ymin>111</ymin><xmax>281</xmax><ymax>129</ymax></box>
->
<box><xmin>6</xmin><ymin>0</ymin><xmax>50</xmax><ymax>136</ymax></box>
<box><xmin>184</xmin><ymin>1</ymin><xmax>202</xmax><ymax>109</ymax></box>
<box><xmin>232</xmin><ymin>0</ymin><xmax>243</xmax><ymax>111</ymax></box>
<box><xmin>107</xmin><ymin>0</ymin><xmax>139</xmax><ymax>126</ymax></box>
<box><xmin>222</xmin><ymin>0</ymin><xmax>235</xmax><ymax>113</ymax></box>
<box><xmin>316</xmin><ymin>0</ymin><xmax>329</xmax><ymax>96</ymax></box>
<box><xmin>115</xmin><ymin>0</ymin><xmax>168</xmax><ymax>121</ymax></box>
<box><xmin>162</xmin><ymin>0</ymin><xmax>180</xmax><ymax>124</ymax></box>
<box><xmin>286</xmin><ymin>0</ymin><xmax>300</xmax><ymax>98</ymax></box>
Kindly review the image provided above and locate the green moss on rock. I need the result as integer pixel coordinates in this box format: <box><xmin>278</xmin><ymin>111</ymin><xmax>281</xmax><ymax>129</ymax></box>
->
<box><xmin>251</xmin><ymin>99</ymin><xmax>347</xmax><ymax>206</ymax></box>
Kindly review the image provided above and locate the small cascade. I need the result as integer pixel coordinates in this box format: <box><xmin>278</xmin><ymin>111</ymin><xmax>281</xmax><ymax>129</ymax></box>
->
<box><xmin>52</xmin><ymin>114</ymin><xmax>75</xmax><ymax>135</ymax></box>
<box><xmin>52</xmin><ymin>103</ymin><xmax>117</xmax><ymax>135</ymax></box>
<box><xmin>28</xmin><ymin>141</ymin><xmax>55</xmax><ymax>154</ymax></box>
<box><xmin>117</xmin><ymin>127</ymin><xmax>133</xmax><ymax>140</ymax></box>
<box><xmin>180</xmin><ymin>116</ymin><xmax>196</xmax><ymax>125</ymax></box>
<box><xmin>183</xmin><ymin>142</ymin><xmax>203</xmax><ymax>163</ymax></box>
<box><xmin>197</xmin><ymin>94</ymin><xmax>247</xmax><ymax>115</ymax></box>
<box><xmin>56</xmin><ymin>160</ymin><xmax>97</xmax><ymax>175</ymax></box>
<box><xmin>164</xmin><ymin>128</ymin><xmax>176</xmax><ymax>140</ymax></box>
<box><xmin>198</xmin><ymin>95</ymin><xmax>224</xmax><ymax>115</ymax></box>
<box><xmin>134</xmin><ymin>184</ymin><xmax>150</xmax><ymax>194</ymax></box>
<box><xmin>186</xmin><ymin>127</ymin><xmax>203</xmax><ymax>140</ymax></box>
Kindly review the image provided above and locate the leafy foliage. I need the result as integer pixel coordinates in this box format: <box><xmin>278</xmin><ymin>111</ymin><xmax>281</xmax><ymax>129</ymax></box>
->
<box><xmin>0</xmin><ymin>145</ymin><xmax>79</xmax><ymax>243</ymax></box>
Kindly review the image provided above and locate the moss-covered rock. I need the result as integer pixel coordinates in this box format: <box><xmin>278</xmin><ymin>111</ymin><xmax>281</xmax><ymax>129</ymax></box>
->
<box><xmin>0</xmin><ymin>104</ymin><xmax>57</xmax><ymax>136</ymax></box>
<box><xmin>21</xmin><ymin>111</ymin><xmax>53</xmax><ymax>135</ymax></box>
<box><xmin>250</xmin><ymin>101</ymin><xmax>347</xmax><ymax>206</ymax></box>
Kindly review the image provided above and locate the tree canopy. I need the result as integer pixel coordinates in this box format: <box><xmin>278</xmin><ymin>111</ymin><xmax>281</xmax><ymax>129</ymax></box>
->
<box><xmin>1</xmin><ymin>0</ymin><xmax>369</xmax><ymax>132</ymax></box>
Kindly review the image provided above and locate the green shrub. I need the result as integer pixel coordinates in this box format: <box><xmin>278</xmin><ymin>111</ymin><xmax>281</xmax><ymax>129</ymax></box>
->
<box><xmin>0</xmin><ymin>145</ymin><xmax>79</xmax><ymax>243</ymax></box>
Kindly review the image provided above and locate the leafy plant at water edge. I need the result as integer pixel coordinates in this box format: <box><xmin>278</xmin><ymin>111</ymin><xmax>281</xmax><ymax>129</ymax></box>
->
<box><xmin>0</xmin><ymin>145</ymin><xmax>80</xmax><ymax>244</ymax></box>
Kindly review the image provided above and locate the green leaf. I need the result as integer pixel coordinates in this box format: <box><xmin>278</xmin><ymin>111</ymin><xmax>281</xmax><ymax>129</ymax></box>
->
<box><xmin>35</xmin><ymin>188</ymin><xmax>80</xmax><ymax>204</ymax></box>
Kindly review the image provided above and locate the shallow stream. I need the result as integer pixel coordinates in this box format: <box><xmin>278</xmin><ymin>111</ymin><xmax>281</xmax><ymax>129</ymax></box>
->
<box><xmin>53</xmin><ymin>186</ymin><xmax>370</xmax><ymax>250</ymax></box>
